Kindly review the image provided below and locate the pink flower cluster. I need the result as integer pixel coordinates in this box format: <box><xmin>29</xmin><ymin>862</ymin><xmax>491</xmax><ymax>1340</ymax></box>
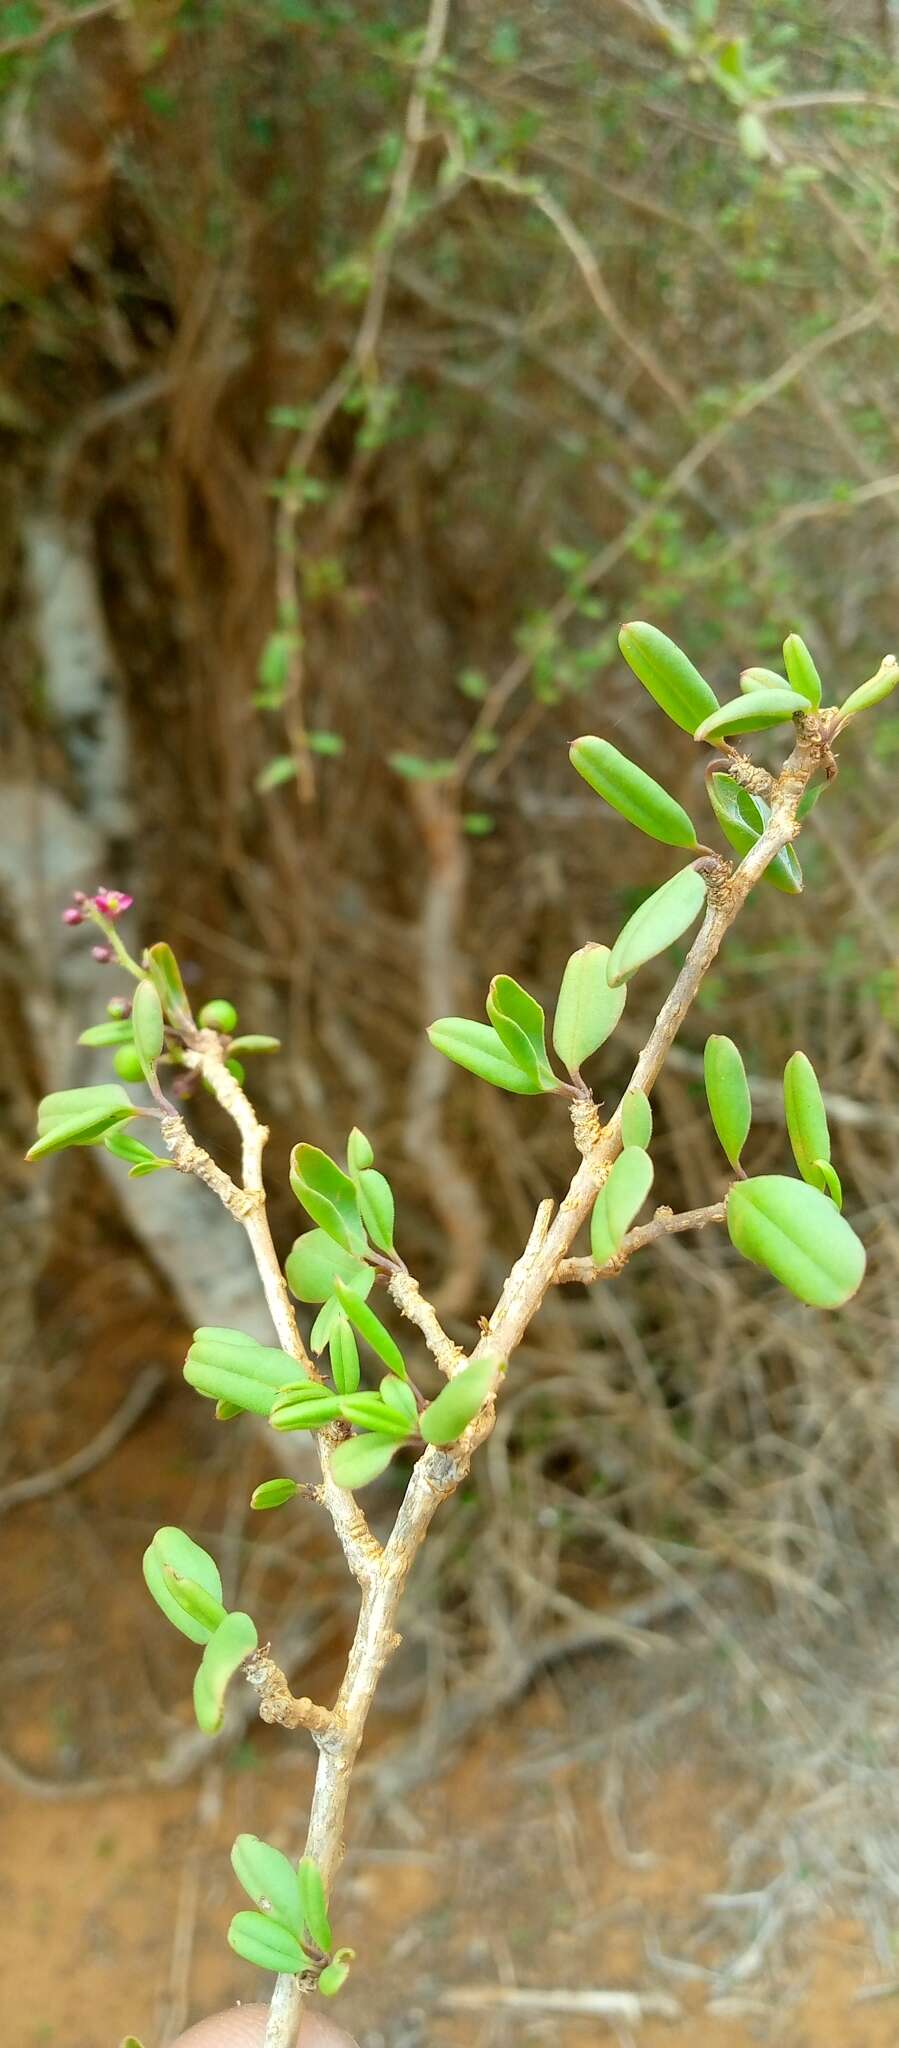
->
<box><xmin>62</xmin><ymin>887</ymin><xmax>133</xmax><ymax>928</ymax></box>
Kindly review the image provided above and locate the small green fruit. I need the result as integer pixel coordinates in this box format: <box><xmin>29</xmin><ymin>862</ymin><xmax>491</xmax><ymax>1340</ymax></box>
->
<box><xmin>199</xmin><ymin>999</ymin><xmax>238</xmax><ymax>1033</ymax></box>
<box><xmin>114</xmin><ymin>1045</ymin><xmax>145</xmax><ymax>1082</ymax></box>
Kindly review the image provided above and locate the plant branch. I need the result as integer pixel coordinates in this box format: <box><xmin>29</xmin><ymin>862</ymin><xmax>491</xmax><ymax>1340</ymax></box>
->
<box><xmin>168</xmin><ymin>720</ymin><xmax>824</xmax><ymax>2048</ymax></box>
<box><xmin>162</xmin><ymin>1046</ymin><xmax>382</xmax><ymax>1595</ymax></box>
<box><xmin>555</xmin><ymin>1201</ymin><xmax>727</xmax><ymax>1285</ymax></box>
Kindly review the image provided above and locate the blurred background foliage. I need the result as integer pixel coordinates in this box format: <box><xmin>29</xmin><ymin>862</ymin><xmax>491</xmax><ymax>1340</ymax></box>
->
<box><xmin>2</xmin><ymin>0</ymin><xmax>898</xmax><ymax>1724</ymax></box>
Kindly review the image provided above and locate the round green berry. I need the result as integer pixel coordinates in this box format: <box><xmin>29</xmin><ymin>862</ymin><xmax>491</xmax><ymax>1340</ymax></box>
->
<box><xmin>199</xmin><ymin>998</ymin><xmax>238</xmax><ymax>1033</ymax></box>
<box><xmin>114</xmin><ymin>1044</ymin><xmax>144</xmax><ymax>1082</ymax></box>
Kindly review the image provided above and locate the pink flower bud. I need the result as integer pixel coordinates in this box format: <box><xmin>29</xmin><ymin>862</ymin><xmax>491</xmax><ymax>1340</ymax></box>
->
<box><xmin>91</xmin><ymin>944</ymin><xmax>113</xmax><ymax>963</ymax></box>
<box><xmin>62</xmin><ymin>907</ymin><xmax>83</xmax><ymax>926</ymax></box>
<box><xmin>72</xmin><ymin>890</ymin><xmax>87</xmax><ymax>905</ymax></box>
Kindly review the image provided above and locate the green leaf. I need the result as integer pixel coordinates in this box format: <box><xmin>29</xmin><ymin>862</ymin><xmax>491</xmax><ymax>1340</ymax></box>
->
<box><xmin>329</xmin><ymin>1314</ymin><xmax>360</xmax><ymax>1394</ymax></box>
<box><xmin>796</xmin><ymin>780</ymin><xmax>826</xmax><ymax>822</ymax></box>
<box><xmin>704</xmin><ymin>1035</ymin><xmax>751</xmax><ymax>1171</ymax></box>
<box><xmin>552</xmin><ymin>944</ymin><xmax>626</xmax><ymax>1076</ymax></box>
<box><xmin>783</xmin><ymin>1050</ymin><xmax>832</xmax><ymax>1189</ymax></box>
<box><xmin>739</xmin><ymin>666</ymin><xmax>788</xmax><ymax>694</ymax></box>
<box><xmin>695</xmin><ymin>688</ymin><xmax>808</xmax><ymax>743</ymax></box>
<box><xmin>28</xmin><ymin>1084</ymin><xmax>136</xmax><ymax>1160</ymax></box>
<box><xmin>419</xmin><ymin>1358</ymin><xmax>497</xmax><ymax>1446</ymax></box>
<box><xmin>161</xmin><ymin>1566</ymin><xmax>227</xmax><ymax>1636</ymax></box>
<box><xmin>706</xmin><ymin>773</ymin><xmax>803</xmax><ymax>894</ymax></box>
<box><xmin>608</xmin><ymin>867</ymin><xmax>707</xmax><ymax>987</ymax></box>
<box><xmin>356</xmin><ymin>1168</ymin><xmax>396</xmax><ymax>1254</ymax></box>
<box><xmin>379</xmin><ymin>1375</ymin><xmax>419</xmax><ymax>1428</ymax></box>
<box><xmin>26</xmin><ymin>1101</ymin><xmax>136</xmax><ymax>1159</ymax></box>
<box><xmin>782</xmin><ymin>634</ymin><xmax>823</xmax><ymax>709</ymax></box>
<box><xmin>285</xmin><ymin>1229</ymin><xmax>374</xmax><ymax>1306</ymax></box>
<box><xmin>131</xmin><ymin>979</ymin><xmax>165</xmax><ymax>1082</ymax></box>
<box><xmin>332</xmin><ymin>1279</ymin><xmax>407</xmax><ymax>1379</ymax></box>
<box><xmin>256</xmin><ymin>756</ymin><xmax>297</xmax><ymax>793</ymax></box>
<box><xmin>193</xmin><ymin>1611</ymin><xmax>258</xmax><ymax>1734</ymax></box>
<box><xmin>227</xmin><ymin>1035</ymin><xmax>281</xmax><ymax>1055</ymax></box>
<box><xmin>142</xmin><ymin>1528</ymin><xmax>224</xmax><ymax>1645</ymax></box>
<box><xmin>618</xmin><ymin>622</ymin><xmax>719</xmax><ymax>735</ymax></box>
<box><xmin>270</xmin><ymin>1386</ymin><xmax>344</xmax><ymax>1431</ymax></box>
<box><xmin>726</xmin><ymin>1176</ymin><xmax>865</xmax><ymax>1308</ymax></box>
<box><xmin>227</xmin><ymin>1912</ymin><xmax>312</xmax><ymax>1974</ymax></box>
<box><xmin>103</xmin><ymin>1128</ymin><xmax>170</xmax><ymax>1172</ymax></box>
<box><xmin>250</xmin><ymin>1478</ymin><xmax>300</xmax><ymax>1510</ymax></box>
<box><xmin>837</xmin><ymin>655</ymin><xmax>899</xmax><ymax>723</ymax></box>
<box><xmin>310</xmin><ymin>1297</ymin><xmax>341</xmax><ymax>1353</ymax></box>
<box><xmin>813</xmin><ymin>1160</ymin><xmax>843</xmax><ymax>1208</ymax></box>
<box><xmin>339</xmin><ymin>1393</ymin><xmax>413</xmax><ymax>1437</ymax></box>
<box><xmin>184</xmin><ymin>1331</ymin><xmax>300</xmax><ymax>1418</ymax></box>
<box><xmin>346</xmin><ymin>1127</ymin><xmax>374</xmax><ymax>1173</ymax></box>
<box><xmin>569</xmin><ymin>736</ymin><xmax>698</xmax><ymax>849</ymax></box>
<box><xmin>36</xmin><ymin>1083</ymin><xmax>132</xmax><ymax>1131</ymax></box>
<box><xmin>319</xmin><ymin>1948</ymin><xmax>354</xmax><ymax>1996</ymax></box>
<box><xmin>78</xmin><ymin>1019</ymin><xmax>135</xmax><ymax>1047</ymax></box>
<box><xmin>231</xmin><ymin>1834</ymin><xmax>304</xmax><ymax>1934</ymax></box>
<box><xmin>289</xmin><ymin>1145</ymin><xmax>366</xmax><ymax>1253</ymax></box>
<box><xmin>620</xmin><ymin>1088</ymin><xmax>652</xmax><ymax>1150</ymax></box>
<box><xmin>486</xmin><ymin>976</ymin><xmax>556</xmax><ymax>1089</ymax></box>
<box><xmin>298</xmin><ymin>1858</ymin><xmax>332</xmax><ymax>1953</ymax></box>
<box><xmin>388</xmin><ymin>752</ymin><xmax>455</xmax><ymax>782</ymax></box>
<box><xmin>329</xmin><ymin>1433</ymin><xmax>400</xmax><ymax>1488</ymax></box>
<box><xmin>427</xmin><ymin>1017</ymin><xmax>550</xmax><ymax>1094</ymax></box>
<box><xmin>144</xmin><ymin>942</ymin><xmax>194</xmax><ymax>1028</ymax></box>
<box><xmin>590</xmin><ymin>1147</ymin><xmax>654</xmax><ymax>1266</ymax></box>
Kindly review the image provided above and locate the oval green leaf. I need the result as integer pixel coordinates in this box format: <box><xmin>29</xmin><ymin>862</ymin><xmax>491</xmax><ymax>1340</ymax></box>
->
<box><xmin>695</xmin><ymin>688</ymin><xmax>808</xmax><ymax>743</ymax></box>
<box><xmin>739</xmin><ymin>666</ymin><xmax>787</xmax><ymax>695</ymax></box>
<box><xmin>837</xmin><ymin>654</ymin><xmax>899</xmax><ymax>723</ymax></box>
<box><xmin>298</xmin><ymin>1857</ymin><xmax>332</xmax><ymax>1954</ymax></box>
<box><xmin>329</xmin><ymin>1433</ymin><xmax>400</xmax><ymax>1489</ymax></box>
<box><xmin>289</xmin><ymin>1145</ymin><xmax>366</xmax><ymax>1253</ymax></box>
<box><xmin>704</xmin><ymin>1034</ymin><xmax>751</xmax><ymax>1171</ymax></box>
<box><xmin>782</xmin><ymin>634</ymin><xmax>822</xmax><ymax>708</ymax></box>
<box><xmin>142</xmin><ymin>1527</ymin><xmax>223</xmax><ymax>1645</ymax></box>
<box><xmin>161</xmin><ymin>1566</ymin><xmax>228</xmax><ymax>1637</ymax></box>
<box><xmin>250</xmin><ymin>1478</ymin><xmax>300</xmax><ymax>1511</ymax></box>
<box><xmin>419</xmin><ymin>1357</ymin><xmax>497</xmax><ymax>1447</ymax></box>
<box><xmin>620</xmin><ymin>1088</ymin><xmax>652</xmax><ymax>1150</ymax></box>
<box><xmin>193</xmin><ymin>1610</ymin><xmax>258</xmax><ymax>1735</ymax></box>
<box><xmin>356</xmin><ymin>1167</ymin><xmax>396</xmax><ymax>1254</ymax></box>
<box><xmin>284</xmin><ymin>1229</ymin><xmax>374</xmax><ymax>1307</ymax></box>
<box><xmin>227</xmin><ymin>1911</ymin><xmax>312</xmax><ymax>1974</ymax></box>
<box><xmin>570</xmin><ymin>736</ymin><xmax>697</xmax><ymax>849</ymax></box>
<box><xmin>427</xmin><ymin>1017</ymin><xmax>548</xmax><ymax>1094</ymax></box>
<box><xmin>552</xmin><ymin>943</ymin><xmax>626</xmax><ymax>1077</ymax></box>
<box><xmin>590</xmin><ymin>1146</ymin><xmax>654</xmax><ymax>1266</ymax></box>
<box><xmin>726</xmin><ymin>1175</ymin><xmax>864</xmax><ymax>1308</ymax></box>
<box><xmin>783</xmin><ymin>1050</ymin><xmax>831</xmax><ymax>1189</ymax></box>
<box><xmin>618</xmin><ymin>622</ymin><xmax>719</xmax><ymax>735</ymax></box>
<box><xmin>131</xmin><ymin>979</ymin><xmax>165</xmax><ymax>1082</ymax></box>
<box><xmin>231</xmin><ymin>1834</ymin><xmax>303</xmax><ymax>1933</ymax></box>
<box><xmin>329</xmin><ymin>1314</ymin><xmax>360</xmax><ymax>1394</ymax></box>
<box><xmin>608</xmin><ymin>867</ymin><xmax>707</xmax><ymax>987</ymax></box>
<box><xmin>332</xmin><ymin>1279</ymin><xmax>407</xmax><ymax>1379</ymax></box>
<box><xmin>145</xmin><ymin>942</ymin><xmax>194</xmax><ymax>1029</ymax></box>
<box><xmin>78</xmin><ymin>1018</ymin><xmax>135</xmax><ymax>1047</ymax></box>
<box><xmin>706</xmin><ymin>773</ymin><xmax>802</xmax><ymax>895</ymax></box>
<box><xmin>346</xmin><ymin>1126</ymin><xmax>374</xmax><ymax>1173</ymax></box>
<box><xmin>486</xmin><ymin>975</ymin><xmax>556</xmax><ymax>1088</ymax></box>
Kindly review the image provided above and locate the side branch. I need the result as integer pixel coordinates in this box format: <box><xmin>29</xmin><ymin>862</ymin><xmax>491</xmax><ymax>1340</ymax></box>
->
<box><xmin>555</xmin><ymin>1202</ymin><xmax>727</xmax><ymax>1285</ymax></box>
<box><xmin>388</xmin><ymin>1269</ymin><xmax>465</xmax><ymax>1377</ymax></box>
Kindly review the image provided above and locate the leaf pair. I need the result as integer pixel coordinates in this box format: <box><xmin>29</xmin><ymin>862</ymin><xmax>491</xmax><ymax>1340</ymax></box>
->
<box><xmin>429</xmin><ymin>975</ymin><xmax>558</xmax><ymax>1095</ymax></box>
<box><xmin>183</xmin><ymin>1327</ymin><xmax>302</xmax><ymax>1419</ymax></box>
<box><xmin>290</xmin><ymin>1134</ymin><xmax>397</xmax><ymax>1258</ymax></box>
<box><xmin>706</xmin><ymin>773</ymin><xmax>802</xmax><ymax>895</ymax></box>
<box><xmin>229</xmin><ymin>1837</ymin><xmax>344</xmax><ymax>1980</ymax></box>
<box><xmin>26</xmin><ymin>1084</ymin><xmax>137</xmax><ymax>1161</ymax></box>
<box><xmin>590</xmin><ymin>1148</ymin><xmax>654</xmax><ymax>1266</ymax></box>
<box><xmin>142</xmin><ymin>1528</ymin><xmax>257</xmax><ymax>1735</ymax></box>
<box><xmin>327</xmin><ymin>1357</ymin><xmax>497</xmax><ymax>1489</ymax></box>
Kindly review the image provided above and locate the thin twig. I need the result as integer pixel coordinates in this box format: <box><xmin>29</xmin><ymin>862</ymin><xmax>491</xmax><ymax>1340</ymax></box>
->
<box><xmin>0</xmin><ymin>0</ymin><xmax>118</xmax><ymax>60</ymax></box>
<box><xmin>555</xmin><ymin>1203</ymin><xmax>727</xmax><ymax>1287</ymax></box>
<box><xmin>441</xmin><ymin>1985</ymin><xmax>681</xmax><ymax>2020</ymax></box>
